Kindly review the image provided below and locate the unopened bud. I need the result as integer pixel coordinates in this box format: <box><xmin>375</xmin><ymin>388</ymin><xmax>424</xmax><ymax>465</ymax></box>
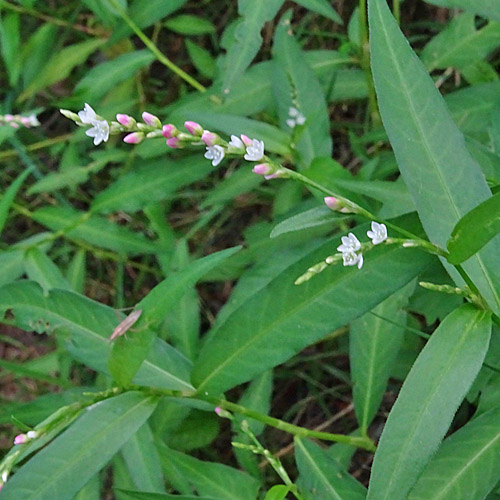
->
<box><xmin>184</xmin><ymin>120</ymin><xmax>203</xmax><ymax>136</ymax></box>
<box><xmin>162</xmin><ymin>124</ymin><xmax>177</xmax><ymax>139</ymax></box>
<box><xmin>123</xmin><ymin>132</ymin><xmax>144</xmax><ymax>144</ymax></box>
<box><xmin>142</xmin><ymin>111</ymin><xmax>162</xmax><ymax>128</ymax></box>
<box><xmin>116</xmin><ymin>113</ymin><xmax>136</xmax><ymax>127</ymax></box>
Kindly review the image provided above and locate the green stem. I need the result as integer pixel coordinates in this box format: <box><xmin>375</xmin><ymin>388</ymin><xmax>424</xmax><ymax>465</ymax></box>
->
<box><xmin>358</xmin><ymin>0</ymin><xmax>380</xmax><ymax>125</ymax></box>
<box><xmin>393</xmin><ymin>0</ymin><xmax>401</xmax><ymax>25</ymax></box>
<box><xmin>203</xmin><ymin>396</ymin><xmax>376</xmax><ymax>452</ymax></box>
<box><xmin>106</xmin><ymin>0</ymin><xmax>206</xmax><ymax>93</ymax></box>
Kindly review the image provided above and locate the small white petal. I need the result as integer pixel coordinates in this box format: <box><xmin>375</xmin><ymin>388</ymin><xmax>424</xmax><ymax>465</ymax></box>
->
<box><xmin>244</xmin><ymin>139</ymin><xmax>265</xmax><ymax>161</ymax></box>
<box><xmin>205</xmin><ymin>145</ymin><xmax>225</xmax><ymax>166</ymax></box>
<box><xmin>357</xmin><ymin>254</ymin><xmax>364</xmax><ymax>269</ymax></box>
<box><xmin>341</xmin><ymin>250</ymin><xmax>362</xmax><ymax>267</ymax></box>
<box><xmin>286</xmin><ymin>118</ymin><xmax>296</xmax><ymax>128</ymax></box>
<box><xmin>288</xmin><ymin>106</ymin><xmax>299</xmax><ymax>117</ymax></box>
<box><xmin>367</xmin><ymin>222</ymin><xmax>387</xmax><ymax>245</ymax></box>
<box><xmin>296</xmin><ymin>113</ymin><xmax>306</xmax><ymax>125</ymax></box>
<box><xmin>229</xmin><ymin>135</ymin><xmax>243</xmax><ymax>148</ymax></box>
<box><xmin>78</xmin><ymin>103</ymin><xmax>97</xmax><ymax>124</ymax></box>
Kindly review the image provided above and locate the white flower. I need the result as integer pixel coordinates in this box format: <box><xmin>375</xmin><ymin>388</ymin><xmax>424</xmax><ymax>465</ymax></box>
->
<box><xmin>342</xmin><ymin>250</ymin><xmax>363</xmax><ymax>269</ymax></box>
<box><xmin>244</xmin><ymin>139</ymin><xmax>265</xmax><ymax>161</ymax></box>
<box><xmin>287</xmin><ymin>106</ymin><xmax>306</xmax><ymax>128</ymax></box>
<box><xmin>204</xmin><ymin>145</ymin><xmax>225</xmax><ymax>166</ymax></box>
<box><xmin>85</xmin><ymin>120</ymin><xmax>110</xmax><ymax>146</ymax></box>
<box><xmin>337</xmin><ymin>233</ymin><xmax>361</xmax><ymax>253</ymax></box>
<box><xmin>229</xmin><ymin>135</ymin><xmax>243</xmax><ymax>149</ymax></box>
<box><xmin>78</xmin><ymin>103</ymin><xmax>97</xmax><ymax>124</ymax></box>
<box><xmin>78</xmin><ymin>103</ymin><xmax>109</xmax><ymax>146</ymax></box>
<box><xmin>367</xmin><ymin>222</ymin><xmax>387</xmax><ymax>245</ymax></box>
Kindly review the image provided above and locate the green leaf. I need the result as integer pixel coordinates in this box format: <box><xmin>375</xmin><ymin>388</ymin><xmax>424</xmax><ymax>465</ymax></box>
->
<box><xmin>293</xmin><ymin>0</ymin><xmax>342</xmax><ymax>23</ymax></box>
<box><xmin>0</xmin><ymin>281</ymin><xmax>194</xmax><ymax>391</ymax></box>
<box><xmin>270</xmin><ymin>207</ymin><xmax>342</xmax><ymax>238</ymax></box>
<box><xmin>68</xmin><ymin>50</ymin><xmax>155</xmax><ymax>105</ymax></box>
<box><xmin>136</xmin><ymin>246</ymin><xmax>241</xmax><ymax>329</ymax></box>
<box><xmin>117</xmin><ymin>491</ymin><xmax>216</xmax><ymax>500</ymax></box>
<box><xmin>192</xmin><ymin>224</ymin><xmax>433</xmax><ymax>394</ymax></box>
<box><xmin>421</xmin><ymin>14</ymin><xmax>500</xmax><ymax>72</ymax></box>
<box><xmin>423</xmin><ymin>0</ymin><xmax>500</xmax><ymax>22</ymax></box>
<box><xmin>222</xmin><ymin>0</ymin><xmax>285</xmax><ymax>93</ymax></box>
<box><xmin>295</xmin><ymin>437</ymin><xmax>367</xmax><ymax>500</ymax></box>
<box><xmin>272</xmin><ymin>12</ymin><xmax>332</xmax><ymax>168</ymax></box>
<box><xmin>185</xmin><ymin>40</ymin><xmax>216</xmax><ymax>79</ymax></box>
<box><xmin>0</xmin><ymin>250</ymin><xmax>25</xmax><ymax>286</ymax></box>
<box><xmin>0</xmin><ymin>392</ymin><xmax>158</xmax><ymax>500</ymax></box>
<box><xmin>92</xmin><ymin>156</ymin><xmax>212</xmax><ymax>214</ymax></box>
<box><xmin>159</xmin><ymin>444</ymin><xmax>260</xmax><ymax>500</ymax></box>
<box><xmin>19</xmin><ymin>38</ymin><xmax>104</xmax><ymax>101</ymax></box>
<box><xmin>24</xmin><ymin>248</ymin><xmax>72</xmax><ymax>293</ymax></box>
<box><xmin>32</xmin><ymin>206</ymin><xmax>159</xmax><ymax>255</ymax></box>
<box><xmin>109</xmin><ymin>0</ymin><xmax>188</xmax><ymax>43</ymax></box>
<box><xmin>0</xmin><ymin>12</ymin><xmax>21</xmax><ymax>86</ymax></box>
<box><xmin>408</xmin><ymin>405</ymin><xmax>500</xmax><ymax>500</ymax></box>
<box><xmin>447</xmin><ymin>191</ymin><xmax>500</xmax><ymax>264</ymax></box>
<box><xmin>165</xmin><ymin>14</ymin><xmax>215</xmax><ymax>35</ymax></box>
<box><xmin>108</xmin><ymin>321</ymin><xmax>156</xmax><ymax>387</ymax></box>
<box><xmin>366</xmin><ymin>305</ymin><xmax>492</xmax><ymax>500</ymax></box>
<box><xmin>350</xmin><ymin>281</ymin><xmax>415</xmax><ymax>431</ymax></box>
<box><xmin>369</xmin><ymin>0</ymin><xmax>500</xmax><ymax>315</ymax></box>
<box><xmin>0</xmin><ymin>166</ymin><xmax>32</xmax><ymax>237</ymax></box>
<box><xmin>121</xmin><ymin>423</ymin><xmax>165</xmax><ymax>493</ymax></box>
<box><xmin>165</xmin><ymin>410</ymin><xmax>219</xmax><ymax>451</ymax></box>
<box><xmin>65</xmin><ymin>249</ymin><xmax>86</xmax><ymax>294</ymax></box>
<box><xmin>264</xmin><ymin>485</ymin><xmax>292</xmax><ymax>500</ymax></box>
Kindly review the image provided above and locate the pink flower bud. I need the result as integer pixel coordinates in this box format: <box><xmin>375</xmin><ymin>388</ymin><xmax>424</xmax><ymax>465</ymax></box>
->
<box><xmin>20</xmin><ymin>117</ymin><xmax>31</xmax><ymax>127</ymax></box>
<box><xmin>9</xmin><ymin>122</ymin><xmax>19</xmax><ymax>128</ymax></box>
<box><xmin>184</xmin><ymin>120</ymin><xmax>203</xmax><ymax>136</ymax></box>
<box><xmin>4</xmin><ymin>114</ymin><xmax>14</xmax><ymax>122</ymax></box>
<box><xmin>201</xmin><ymin>130</ymin><xmax>217</xmax><ymax>146</ymax></box>
<box><xmin>14</xmin><ymin>434</ymin><xmax>28</xmax><ymax>445</ymax></box>
<box><xmin>116</xmin><ymin>114</ymin><xmax>135</xmax><ymax>127</ymax></box>
<box><xmin>142</xmin><ymin>111</ymin><xmax>161</xmax><ymax>128</ymax></box>
<box><xmin>252</xmin><ymin>163</ymin><xmax>272</xmax><ymax>176</ymax></box>
<box><xmin>215</xmin><ymin>407</ymin><xmax>222</xmax><ymax>416</ymax></box>
<box><xmin>123</xmin><ymin>132</ymin><xmax>144</xmax><ymax>144</ymax></box>
<box><xmin>324</xmin><ymin>196</ymin><xmax>341</xmax><ymax>210</ymax></box>
<box><xmin>167</xmin><ymin>137</ymin><xmax>180</xmax><ymax>148</ymax></box>
<box><xmin>162</xmin><ymin>124</ymin><xmax>177</xmax><ymax>139</ymax></box>
<box><xmin>241</xmin><ymin>134</ymin><xmax>252</xmax><ymax>146</ymax></box>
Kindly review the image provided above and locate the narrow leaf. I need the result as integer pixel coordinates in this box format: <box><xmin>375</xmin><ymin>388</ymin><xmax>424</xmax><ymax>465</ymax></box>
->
<box><xmin>423</xmin><ymin>0</ymin><xmax>500</xmax><ymax>22</ymax></box>
<box><xmin>192</xmin><ymin>224</ymin><xmax>433</xmax><ymax>394</ymax></box>
<box><xmin>0</xmin><ymin>166</ymin><xmax>32</xmax><ymax>237</ymax></box>
<box><xmin>270</xmin><ymin>207</ymin><xmax>342</xmax><ymax>238</ymax></box>
<box><xmin>1</xmin><ymin>392</ymin><xmax>158</xmax><ymax>500</ymax></box>
<box><xmin>408</xmin><ymin>405</ymin><xmax>500</xmax><ymax>500</ymax></box>
<box><xmin>295</xmin><ymin>437</ymin><xmax>367</xmax><ymax>500</ymax></box>
<box><xmin>293</xmin><ymin>0</ymin><xmax>342</xmax><ymax>24</ymax></box>
<box><xmin>366</xmin><ymin>305</ymin><xmax>492</xmax><ymax>500</ymax></box>
<box><xmin>447</xmin><ymin>191</ymin><xmax>500</xmax><ymax>264</ymax></box>
<box><xmin>369</xmin><ymin>0</ymin><xmax>500</xmax><ymax>315</ymax></box>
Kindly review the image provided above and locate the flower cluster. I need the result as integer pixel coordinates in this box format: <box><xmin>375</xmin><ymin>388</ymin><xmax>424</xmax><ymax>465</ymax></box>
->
<box><xmin>61</xmin><ymin>104</ymin><xmax>285</xmax><ymax>179</ymax></box>
<box><xmin>0</xmin><ymin>112</ymin><xmax>40</xmax><ymax>129</ymax></box>
<box><xmin>13</xmin><ymin>430</ymin><xmax>37</xmax><ymax>446</ymax></box>
<box><xmin>286</xmin><ymin>106</ymin><xmax>306</xmax><ymax>129</ymax></box>
<box><xmin>336</xmin><ymin>222</ymin><xmax>388</xmax><ymax>270</ymax></box>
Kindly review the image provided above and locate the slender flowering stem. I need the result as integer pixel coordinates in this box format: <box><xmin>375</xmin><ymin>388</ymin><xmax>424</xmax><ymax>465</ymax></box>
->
<box><xmin>106</xmin><ymin>0</ymin><xmax>206</xmax><ymax>93</ymax></box>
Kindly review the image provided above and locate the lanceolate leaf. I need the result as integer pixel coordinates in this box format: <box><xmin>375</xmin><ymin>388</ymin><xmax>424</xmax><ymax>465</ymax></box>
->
<box><xmin>293</xmin><ymin>0</ymin><xmax>342</xmax><ymax>24</ymax></box>
<box><xmin>369</xmin><ymin>0</ymin><xmax>500</xmax><ymax>315</ymax></box>
<box><xmin>0</xmin><ymin>392</ymin><xmax>158</xmax><ymax>500</ymax></box>
<box><xmin>447</xmin><ymin>191</ymin><xmax>500</xmax><ymax>264</ymax></box>
<box><xmin>350</xmin><ymin>281</ymin><xmax>415</xmax><ymax>432</ymax></box>
<box><xmin>192</xmin><ymin>225</ymin><xmax>433</xmax><ymax>394</ymax></box>
<box><xmin>272</xmin><ymin>12</ymin><xmax>332</xmax><ymax>168</ymax></box>
<box><xmin>366</xmin><ymin>305</ymin><xmax>492</xmax><ymax>500</ymax></box>
<box><xmin>423</xmin><ymin>0</ymin><xmax>500</xmax><ymax>22</ymax></box>
<box><xmin>0</xmin><ymin>281</ymin><xmax>194</xmax><ymax>391</ymax></box>
<box><xmin>222</xmin><ymin>0</ymin><xmax>284</xmax><ymax>93</ymax></box>
<box><xmin>408</xmin><ymin>405</ymin><xmax>500</xmax><ymax>500</ymax></box>
<box><xmin>295</xmin><ymin>437</ymin><xmax>367</xmax><ymax>500</ymax></box>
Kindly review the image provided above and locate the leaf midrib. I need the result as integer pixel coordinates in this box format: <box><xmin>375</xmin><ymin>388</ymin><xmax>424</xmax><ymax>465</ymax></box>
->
<box><xmin>374</xmin><ymin>0</ymin><xmax>500</xmax><ymax>313</ymax></box>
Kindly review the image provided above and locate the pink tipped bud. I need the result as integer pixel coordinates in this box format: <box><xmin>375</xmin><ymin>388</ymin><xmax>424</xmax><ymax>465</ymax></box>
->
<box><xmin>324</xmin><ymin>196</ymin><xmax>341</xmax><ymax>211</ymax></box>
<box><xmin>252</xmin><ymin>163</ymin><xmax>272</xmax><ymax>176</ymax></box>
<box><xmin>241</xmin><ymin>134</ymin><xmax>252</xmax><ymax>146</ymax></box>
<box><xmin>167</xmin><ymin>137</ymin><xmax>180</xmax><ymax>148</ymax></box>
<box><xmin>123</xmin><ymin>132</ymin><xmax>144</xmax><ymax>144</ymax></box>
<box><xmin>116</xmin><ymin>113</ymin><xmax>135</xmax><ymax>127</ymax></box>
<box><xmin>4</xmin><ymin>114</ymin><xmax>14</xmax><ymax>122</ymax></box>
<box><xmin>14</xmin><ymin>434</ymin><xmax>28</xmax><ymax>445</ymax></box>
<box><xmin>215</xmin><ymin>407</ymin><xmax>222</xmax><ymax>416</ymax></box>
<box><xmin>20</xmin><ymin>117</ymin><xmax>31</xmax><ymax>127</ymax></box>
<box><xmin>9</xmin><ymin>122</ymin><xmax>19</xmax><ymax>128</ymax></box>
<box><xmin>201</xmin><ymin>130</ymin><xmax>217</xmax><ymax>146</ymax></box>
<box><xmin>162</xmin><ymin>124</ymin><xmax>177</xmax><ymax>139</ymax></box>
<box><xmin>142</xmin><ymin>111</ymin><xmax>161</xmax><ymax>128</ymax></box>
<box><xmin>184</xmin><ymin>120</ymin><xmax>203</xmax><ymax>136</ymax></box>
